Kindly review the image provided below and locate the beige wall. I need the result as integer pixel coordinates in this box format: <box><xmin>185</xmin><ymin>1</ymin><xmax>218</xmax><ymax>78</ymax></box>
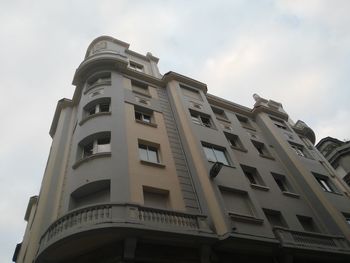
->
<box><xmin>124</xmin><ymin>99</ymin><xmax>185</xmax><ymax>211</ymax></box>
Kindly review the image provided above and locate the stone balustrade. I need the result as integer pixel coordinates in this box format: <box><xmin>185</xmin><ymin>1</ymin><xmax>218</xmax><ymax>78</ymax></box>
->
<box><xmin>273</xmin><ymin>226</ymin><xmax>350</xmax><ymax>253</ymax></box>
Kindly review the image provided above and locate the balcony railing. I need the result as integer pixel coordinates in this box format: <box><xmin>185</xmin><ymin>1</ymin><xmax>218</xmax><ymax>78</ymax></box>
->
<box><xmin>38</xmin><ymin>203</ymin><xmax>211</xmax><ymax>256</ymax></box>
<box><xmin>273</xmin><ymin>226</ymin><xmax>350</xmax><ymax>253</ymax></box>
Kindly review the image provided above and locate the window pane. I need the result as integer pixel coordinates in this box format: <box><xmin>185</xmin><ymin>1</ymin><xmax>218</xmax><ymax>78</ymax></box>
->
<box><xmin>135</xmin><ymin>111</ymin><xmax>142</xmax><ymax>120</ymax></box>
<box><xmin>88</xmin><ymin>107</ymin><xmax>96</xmax><ymax>115</ymax></box>
<box><xmin>147</xmin><ymin>146</ymin><xmax>159</xmax><ymax>163</ymax></box>
<box><xmin>191</xmin><ymin>115</ymin><xmax>201</xmax><ymax>125</ymax></box>
<box><xmin>139</xmin><ymin>145</ymin><xmax>148</xmax><ymax>161</ymax></box>
<box><xmin>203</xmin><ymin>146</ymin><xmax>216</xmax><ymax>162</ymax></box>
<box><xmin>142</xmin><ymin>114</ymin><xmax>151</xmax><ymax>123</ymax></box>
<box><xmin>99</xmin><ymin>103</ymin><xmax>110</xmax><ymax>112</ymax></box>
<box><xmin>213</xmin><ymin>149</ymin><xmax>229</xmax><ymax>165</ymax></box>
<box><xmin>97</xmin><ymin>144</ymin><xmax>111</xmax><ymax>153</ymax></box>
<box><xmin>319</xmin><ymin>179</ymin><xmax>332</xmax><ymax>192</ymax></box>
<box><xmin>201</xmin><ymin>116</ymin><xmax>211</xmax><ymax>127</ymax></box>
<box><xmin>83</xmin><ymin>142</ymin><xmax>94</xmax><ymax>157</ymax></box>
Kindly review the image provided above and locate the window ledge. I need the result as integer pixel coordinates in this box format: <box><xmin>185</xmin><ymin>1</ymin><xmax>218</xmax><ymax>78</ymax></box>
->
<box><xmin>132</xmin><ymin>90</ymin><xmax>152</xmax><ymax>98</ymax></box>
<box><xmin>216</xmin><ymin>116</ymin><xmax>231</xmax><ymax>123</ymax></box>
<box><xmin>208</xmin><ymin>160</ymin><xmax>235</xmax><ymax>169</ymax></box>
<box><xmin>135</xmin><ymin>119</ymin><xmax>158</xmax><ymax>128</ymax></box>
<box><xmin>282</xmin><ymin>191</ymin><xmax>300</xmax><ymax>198</ymax></box>
<box><xmin>73</xmin><ymin>152</ymin><xmax>112</xmax><ymax>169</ymax></box>
<box><xmin>322</xmin><ymin>190</ymin><xmax>343</xmax><ymax>196</ymax></box>
<box><xmin>79</xmin><ymin>112</ymin><xmax>111</xmax><ymax>126</ymax></box>
<box><xmin>229</xmin><ymin>212</ymin><xmax>264</xmax><ymax>225</ymax></box>
<box><xmin>230</xmin><ymin>146</ymin><xmax>248</xmax><ymax>153</ymax></box>
<box><xmin>242</xmin><ymin>125</ymin><xmax>256</xmax><ymax>131</ymax></box>
<box><xmin>259</xmin><ymin>153</ymin><xmax>275</xmax><ymax>160</ymax></box>
<box><xmin>84</xmin><ymin>81</ymin><xmax>111</xmax><ymax>94</ymax></box>
<box><xmin>250</xmin><ymin>184</ymin><xmax>270</xmax><ymax>191</ymax></box>
<box><xmin>140</xmin><ymin>160</ymin><xmax>165</xmax><ymax>168</ymax></box>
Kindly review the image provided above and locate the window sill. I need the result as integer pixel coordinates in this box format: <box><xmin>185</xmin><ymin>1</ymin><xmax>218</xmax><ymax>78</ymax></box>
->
<box><xmin>73</xmin><ymin>152</ymin><xmax>112</xmax><ymax>169</ymax></box>
<box><xmin>135</xmin><ymin>119</ymin><xmax>158</xmax><ymax>128</ymax></box>
<box><xmin>208</xmin><ymin>160</ymin><xmax>235</xmax><ymax>169</ymax></box>
<box><xmin>241</xmin><ymin>125</ymin><xmax>256</xmax><ymax>131</ymax></box>
<box><xmin>230</xmin><ymin>146</ymin><xmax>248</xmax><ymax>153</ymax></box>
<box><xmin>229</xmin><ymin>212</ymin><xmax>264</xmax><ymax>225</ymax></box>
<box><xmin>322</xmin><ymin>190</ymin><xmax>343</xmax><ymax>196</ymax></box>
<box><xmin>84</xmin><ymin>81</ymin><xmax>111</xmax><ymax>94</ymax></box>
<box><xmin>140</xmin><ymin>160</ymin><xmax>165</xmax><ymax>168</ymax></box>
<box><xmin>216</xmin><ymin>116</ymin><xmax>231</xmax><ymax>123</ymax></box>
<box><xmin>79</xmin><ymin>112</ymin><xmax>111</xmax><ymax>126</ymax></box>
<box><xmin>250</xmin><ymin>184</ymin><xmax>270</xmax><ymax>191</ymax></box>
<box><xmin>259</xmin><ymin>153</ymin><xmax>275</xmax><ymax>160</ymax></box>
<box><xmin>132</xmin><ymin>90</ymin><xmax>151</xmax><ymax>98</ymax></box>
<box><xmin>282</xmin><ymin>191</ymin><xmax>300</xmax><ymax>198</ymax></box>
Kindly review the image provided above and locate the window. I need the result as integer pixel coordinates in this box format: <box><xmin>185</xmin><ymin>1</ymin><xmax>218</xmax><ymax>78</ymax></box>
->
<box><xmin>129</xmin><ymin>61</ymin><xmax>144</xmax><ymax>72</ymax></box>
<box><xmin>190</xmin><ymin>110</ymin><xmax>213</xmax><ymax>128</ymax></box>
<box><xmin>237</xmin><ymin>115</ymin><xmax>254</xmax><ymax>130</ymax></box>
<box><xmin>131</xmin><ymin>80</ymin><xmax>149</xmax><ymax>96</ymax></box>
<box><xmin>263</xmin><ymin>209</ymin><xmax>288</xmax><ymax>228</ymax></box>
<box><xmin>81</xmin><ymin>135</ymin><xmax>111</xmax><ymax>159</ymax></box>
<box><xmin>219</xmin><ymin>121</ymin><xmax>232</xmax><ymax>131</ymax></box>
<box><xmin>251</xmin><ymin>140</ymin><xmax>273</xmax><ymax>159</ymax></box>
<box><xmin>313</xmin><ymin>173</ymin><xmax>338</xmax><ymax>193</ymax></box>
<box><xmin>241</xmin><ymin>165</ymin><xmax>264</xmax><ymax>186</ymax></box>
<box><xmin>83</xmin><ymin>98</ymin><xmax>111</xmax><ymax>119</ymax></box>
<box><xmin>270</xmin><ymin>116</ymin><xmax>289</xmax><ymax>131</ymax></box>
<box><xmin>224</xmin><ymin>132</ymin><xmax>246</xmax><ymax>151</ymax></box>
<box><xmin>271</xmin><ymin>173</ymin><xmax>293</xmax><ymax>193</ymax></box>
<box><xmin>297</xmin><ymin>215</ymin><xmax>319</xmax><ymax>232</ymax></box>
<box><xmin>180</xmin><ymin>84</ymin><xmax>202</xmax><ymax>101</ymax></box>
<box><xmin>212</xmin><ymin>107</ymin><xmax>228</xmax><ymax>121</ymax></box>
<box><xmin>220</xmin><ymin>188</ymin><xmax>255</xmax><ymax>217</ymax></box>
<box><xmin>289</xmin><ymin>142</ymin><xmax>308</xmax><ymax>157</ymax></box>
<box><xmin>139</xmin><ymin>143</ymin><xmax>160</xmax><ymax>164</ymax></box>
<box><xmin>134</xmin><ymin>105</ymin><xmax>155</xmax><ymax>126</ymax></box>
<box><xmin>202</xmin><ymin>144</ymin><xmax>229</xmax><ymax>165</ymax></box>
<box><xmin>342</xmin><ymin>213</ymin><xmax>350</xmax><ymax>225</ymax></box>
<box><xmin>143</xmin><ymin>187</ymin><xmax>169</xmax><ymax>209</ymax></box>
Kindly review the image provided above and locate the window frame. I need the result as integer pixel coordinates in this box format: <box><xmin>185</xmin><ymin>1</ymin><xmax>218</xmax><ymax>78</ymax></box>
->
<box><xmin>202</xmin><ymin>143</ymin><xmax>230</xmax><ymax>166</ymax></box>
<box><xmin>129</xmin><ymin>61</ymin><xmax>144</xmax><ymax>72</ymax></box>
<box><xmin>138</xmin><ymin>140</ymin><xmax>164</xmax><ymax>167</ymax></box>
<box><xmin>189</xmin><ymin>110</ymin><xmax>214</xmax><ymax>128</ymax></box>
<box><xmin>313</xmin><ymin>173</ymin><xmax>339</xmax><ymax>194</ymax></box>
<box><xmin>251</xmin><ymin>140</ymin><xmax>274</xmax><ymax>159</ymax></box>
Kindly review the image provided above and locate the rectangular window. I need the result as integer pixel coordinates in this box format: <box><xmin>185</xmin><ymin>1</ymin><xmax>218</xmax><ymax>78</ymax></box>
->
<box><xmin>241</xmin><ymin>165</ymin><xmax>265</xmax><ymax>186</ymax></box>
<box><xmin>131</xmin><ymin>80</ymin><xmax>149</xmax><ymax>96</ymax></box>
<box><xmin>237</xmin><ymin>115</ymin><xmax>254</xmax><ymax>130</ymax></box>
<box><xmin>251</xmin><ymin>140</ymin><xmax>273</xmax><ymax>159</ymax></box>
<box><xmin>313</xmin><ymin>173</ymin><xmax>338</xmax><ymax>193</ymax></box>
<box><xmin>225</xmin><ymin>132</ymin><xmax>246</xmax><ymax>151</ymax></box>
<box><xmin>139</xmin><ymin>143</ymin><xmax>160</xmax><ymax>164</ymax></box>
<box><xmin>180</xmin><ymin>84</ymin><xmax>202</xmax><ymax>101</ymax></box>
<box><xmin>129</xmin><ymin>61</ymin><xmax>144</xmax><ymax>72</ymax></box>
<box><xmin>190</xmin><ymin>110</ymin><xmax>213</xmax><ymax>128</ymax></box>
<box><xmin>271</xmin><ymin>172</ymin><xmax>294</xmax><ymax>193</ymax></box>
<box><xmin>135</xmin><ymin>111</ymin><xmax>151</xmax><ymax>123</ymax></box>
<box><xmin>143</xmin><ymin>187</ymin><xmax>169</xmax><ymax>209</ymax></box>
<box><xmin>220</xmin><ymin>188</ymin><xmax>255</xmax><ymax>217</ymax></box>
<box><xmin>202</xmin><ymin>144</ymin><xmax>229</xmax><ymax>165</ymax></box>
<box><xmin>289</xmin><ymin>142</ymin><xmax>308</xmax><ymax>158</ymax></box>
<box><xmin>342</xmin><ymin>213</ymin><xmax>350</xmax><ymax>225</ymax></box>
<box><xmin>297</xmin><ymin>215</ymin><xmax>319</xmax><ymax>232</ymax></box>
<box><xmin>134</xmin><ymin>106</ymin><xmax>156</xmax><ymax>127</ymax></box>
<box><xmin>263</xmin><ymin>209</ymin><xmax>288</xmax><ymax>228</ymax></box>
<box><xmin>212</xmin><ymin>106</ymin><xmax>228</xmax><ymax>121</ymax></box>
<box><xmin>270</xmin><ymin>116</ymin><xmax>289</xmax><ymax>131</ymax></box>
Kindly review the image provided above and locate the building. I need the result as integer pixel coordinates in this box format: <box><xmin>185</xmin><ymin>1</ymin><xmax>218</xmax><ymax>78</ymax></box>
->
<box><xmin>13</xmin><ymin>36</ymin><xmax>350</xmax><ymax>263</ymax></box>
<box><xmin>316</xmin><ymin>137</ymin><xmax>350</xmax><ymax>187</ymax></box>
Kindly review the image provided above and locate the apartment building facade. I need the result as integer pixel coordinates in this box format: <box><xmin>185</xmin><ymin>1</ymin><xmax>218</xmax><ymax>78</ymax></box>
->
<box><xmin>316</xmin><ymin>137</ymin><xmax>350</xmax><ymax>187</ymax></box>
<box><xmin>14</xmin><ymin>36</ymin><xmax>350</xmax><ymax>263</ymax></box>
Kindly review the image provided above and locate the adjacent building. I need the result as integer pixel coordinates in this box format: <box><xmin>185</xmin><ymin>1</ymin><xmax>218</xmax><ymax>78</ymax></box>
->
<box><xmin>13</xmin><ymin>36</ymin><xmax>350</xmax><ymax>263</ymax></box>
<box><xmin>316</xmin><ymin>137</ymin><xmax>350</xmax><ymax>187</ymax></box>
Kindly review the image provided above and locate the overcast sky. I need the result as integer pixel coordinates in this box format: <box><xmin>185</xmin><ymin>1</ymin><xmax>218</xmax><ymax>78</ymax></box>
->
<box><xmin>1</xmin><ymin>0</ymin><xmax>350</xmax><ymax>261</ymax></box>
